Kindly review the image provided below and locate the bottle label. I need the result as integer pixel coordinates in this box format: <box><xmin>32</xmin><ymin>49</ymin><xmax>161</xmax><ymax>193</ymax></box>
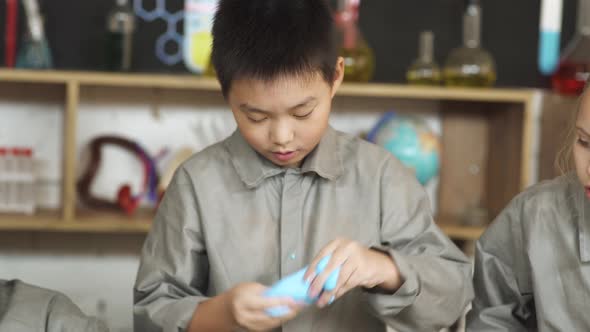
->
<box><xmin>184</xmin><ymin>0</ymin><xmax>218</xmax><ymax>74</ymax></box>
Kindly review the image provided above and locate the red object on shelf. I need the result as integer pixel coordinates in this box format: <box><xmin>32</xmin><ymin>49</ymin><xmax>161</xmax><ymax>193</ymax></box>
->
<box><xmin>11</xmin><ymin>147</ymin><xmax>22</xmax><ymax>156</ymax></box>
<box><xmin>117</xmin><ymin>184</ymin><xmax>140</xmax><ymax>216</ymax></box>
<box><xmin>551</xmin><ymin>61</ymin><xmax>590</xmax><ymax>96</ymax></box>
<box><xmin>4</xmin><ymin>0</ymin><xmax>19</xmax><ymax>67</ymax></box>
<box><xmin>550</xmin><ymin>0</ymin><xmax>590</xmax><ymax>95</ymax></box>
<box><xmin>333</xmin><ymin>0</ymin><xmax>360</xmax><ymax>49</ymax></box>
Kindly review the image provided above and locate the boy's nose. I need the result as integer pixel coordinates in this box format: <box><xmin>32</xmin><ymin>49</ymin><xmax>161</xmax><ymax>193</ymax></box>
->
<box><xmin>270</xmin><ymin>121</ymin><xmax>294</xmax><ymax>147</ymax></box>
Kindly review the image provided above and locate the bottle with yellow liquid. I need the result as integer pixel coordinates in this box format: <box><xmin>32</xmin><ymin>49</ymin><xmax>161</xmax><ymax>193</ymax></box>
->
<box><xmin>184</xmin><ymin>0</ymin><xmax>217</xmax><ymax>76</ymax></box>
<box><xmin>443</xmin><ymin>0</ymin><xmax>496</xmax><ymax>87</ymax></box>
<box><xmin>407</xmin><ymin>31</ymin><xmax>441</xmax><ymax>85</ymax></box>
<box><xmin>333</xmin><ymin>0</ymin><xmax>375</xmax><ymax>82</ymax></box>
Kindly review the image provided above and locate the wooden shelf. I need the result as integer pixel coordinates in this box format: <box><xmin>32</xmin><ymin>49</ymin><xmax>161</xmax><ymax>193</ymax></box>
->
<box><xmin>438</xmin><ymin>223</ymin><xmax>485</xmax><ymax>241</ymax></box>
<box><xmin>0</xmin><ymin>210</ymin><xmax>484</xmax><ymax>240</ymax></box>
<box><xmin>0</xmin><ymin>210</ymin><xmax>152</xmax><ymax>234</ymax></box>
<box><xmin>436</xmin><ymin>216</ymin><xmax>487</xmax><ymax>240</ymax></box>
<box><xmin>0</xmin><ymin>69</ymin><xmax>535</xmax><ymax>242</ymax></box>
<box><xmin>74</xmin><ymin>209</ymin><xmax>153</xmax><ymax>233</ymax></box>
<box><xmin>0</xmin><ymin>69</ymin><xmax>535</xmax><ymax>103</ymax></box>
<box><xmin>0</xmin><ymin>219</ymin><xmax>150</xmax><ymax>234</ymax></box>
<box><xmin>0</xmin><ymin>69</ymin><xmax>220</xmax><ymax>91</ymax></box>
<box><xmin>0</xmin><ymin>210</ymin><xmax>62</xmax><ymax>231</ymax></box>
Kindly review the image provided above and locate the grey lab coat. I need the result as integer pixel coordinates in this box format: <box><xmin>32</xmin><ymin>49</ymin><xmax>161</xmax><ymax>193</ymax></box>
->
<box><xmin>0</xmin><ymin>279</ymin><xmax>107</xmax><ymax>332</ymax></box>
<box><xmin>467</xmin><ymin>173</ymin><xmax>590</xmax><ymax>331</ymax></box>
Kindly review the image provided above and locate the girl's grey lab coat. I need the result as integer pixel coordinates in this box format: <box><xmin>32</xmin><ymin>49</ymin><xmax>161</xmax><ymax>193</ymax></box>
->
<box><xmin>467</xmin><ymin>173</ymin><xmax>590</xmax><ymax>331</ymax></box>
<box><xmin>0</xmin><ymin>279</ymin><xmax>107</xmax><ymax>332</ymax></box>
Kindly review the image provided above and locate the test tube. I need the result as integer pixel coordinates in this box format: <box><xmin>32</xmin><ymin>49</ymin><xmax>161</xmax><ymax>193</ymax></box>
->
<box><xmin>539</xmin><ymin>0</ymin><xmax>563</xmax><ymax>74</ymax></box>
<box><xmin>0</xmin><ymin>147</ymin><xmax>7</xmax><ymax>212</ymax></box>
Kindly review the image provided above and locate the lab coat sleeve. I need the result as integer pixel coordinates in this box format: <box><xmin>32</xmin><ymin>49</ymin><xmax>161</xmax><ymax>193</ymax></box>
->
<box><xmin>365</xmin><ymin>156</ymin><xmax>474</xmax><ymax>331</ymax></box>
<box><xmin>134</xmin><ymin>167</ymin><xmax>210</xmax><ymax>332</ymax></box>
<box><xmin>466</xmin><ymin>195</ymin><xmax>536</xmax><ymax>331</ymax></box>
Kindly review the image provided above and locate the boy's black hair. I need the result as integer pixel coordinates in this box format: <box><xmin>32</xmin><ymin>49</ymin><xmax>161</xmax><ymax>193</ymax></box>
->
<box><xmin>211</xmin><ymin>0</ymin><xmax>338</xmax><ymax>97</ymax></box>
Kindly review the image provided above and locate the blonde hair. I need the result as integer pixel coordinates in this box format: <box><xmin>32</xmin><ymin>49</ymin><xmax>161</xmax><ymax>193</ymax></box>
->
<box><xmin>556</xmin><ymin>78</ymin><xmax>590</xmax><ymax>174</ymax></box>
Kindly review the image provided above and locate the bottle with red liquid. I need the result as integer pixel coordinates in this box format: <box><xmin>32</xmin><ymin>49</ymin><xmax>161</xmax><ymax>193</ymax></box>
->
<box><xmin>551</xmin><ymin>0</ymin><xmax>590</xmax><ymax>95</ymax></box>
<box><xmin>333</xmin><ymin>0</ymin><xmax>375</xmax><ymax>82</ymax></box>
<box><xmin>0</xmin><ymin>148</ymin><xmax>7</xmax><ymax>212</ymax></box>
<box><xmin>22</xmin><ymin>148</ymin><xmax>36</xmax><ymax>215</ymax></box>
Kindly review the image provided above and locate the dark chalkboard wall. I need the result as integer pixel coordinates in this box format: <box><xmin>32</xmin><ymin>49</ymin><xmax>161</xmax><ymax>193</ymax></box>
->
<box><xmin>0</xmin><ymin>0</ymin><xmax>580</xmax><ymax>87</ymax></box>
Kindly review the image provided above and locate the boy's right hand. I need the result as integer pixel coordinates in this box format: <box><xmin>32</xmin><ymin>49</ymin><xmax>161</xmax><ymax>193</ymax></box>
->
<box><xmin>229</xmin><ymin>282</ymin><xmax>303</xmax><ymax>331</ymax></box>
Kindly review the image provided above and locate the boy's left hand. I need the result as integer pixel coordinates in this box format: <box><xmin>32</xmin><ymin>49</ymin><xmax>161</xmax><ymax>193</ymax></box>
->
<box><xmin>303</xmin><ymin>238</ymin><xmax>403</xmax><ymax>308</ymax></box>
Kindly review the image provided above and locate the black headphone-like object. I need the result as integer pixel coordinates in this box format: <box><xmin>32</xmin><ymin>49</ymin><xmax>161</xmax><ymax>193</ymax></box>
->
<box><xmin>77</xmin><ymin>136</ymin><xmax>160</xmax><ymax>215</ymax></box>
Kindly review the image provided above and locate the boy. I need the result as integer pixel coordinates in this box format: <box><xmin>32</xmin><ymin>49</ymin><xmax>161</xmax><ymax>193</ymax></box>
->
<box><xmin>134</xmin><ymin>0</ymin><xmax>473</xmax><ymax>331</ymax></box>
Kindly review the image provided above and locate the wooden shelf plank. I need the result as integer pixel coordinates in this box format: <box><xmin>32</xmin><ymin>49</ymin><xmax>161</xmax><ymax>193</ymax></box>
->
<box><xmin>0</xmin><ymin>209</ymin><xmax>151</xmax><ymax>233</ymax></box>
<box><xmin>0</xmin><ymin>69</ymin><xmax>535</xmax><ymax>103</ymax></box>
<box><xmin>438</xmin><ymin>223</ymin><xmax>485</xmax><ymax>241</ymax></box>
<box><xmin>0</xmin><ymin>69</ymin><xmax>220</xmax><ymax>91</ymax></box>
<box><xmin>0</xmin><ymin>219</ymin><xmax>151</xmax><ymax>233</ymax></box>
<box><xmin>0</xmin><ymin>210</ymin><xmax>62</xmax><ymax>231</ymax></box>
<box><xmin>0</xmin><ymin>210</ymin><xmax>485</xmax><ymax>239</ymax></box>
<box><xmin>62</xmin><ymin>81</ymin><xmax>79</xmax><ymax>222</ymax></box>
<box><xmin>337</xmin><ymin>82</ymin><xmax>535</xmax><ymax>103</ymax></box>
<box><xmin>68</xmin><ymin>209</ymin><xmax>154</xmax><ymax>233</ymax></box>
<box><xmin>0</xmin><ymin>209</ymin><xmax>62</xmax><ymax>223</ymax></box>
<box><xmin>437</xmin><ymin>215</ymin><xmax>486</xmax><ymax>240</ymax></box>
<box><xmin>0</xmin><ymin>220</ymin><xmax>151</xmax><ymax>233</ymax></box>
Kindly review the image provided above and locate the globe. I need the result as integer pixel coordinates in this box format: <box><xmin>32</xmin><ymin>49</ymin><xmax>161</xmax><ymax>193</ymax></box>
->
<box><xmin>368</xmin><ymin>112</ymin><xmax>441</xmax><ymax>185</ymax></box>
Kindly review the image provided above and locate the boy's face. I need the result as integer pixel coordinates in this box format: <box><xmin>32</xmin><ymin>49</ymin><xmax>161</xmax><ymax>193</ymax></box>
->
<box><xmin>574</xmin><ymin>89</ymin><xmax>590</xmax><ymax>199</ymax></box>
<box><xmin>227</xmin><ymin>58</ymin><xmax>344</xmax><ymax>168</ymax></box>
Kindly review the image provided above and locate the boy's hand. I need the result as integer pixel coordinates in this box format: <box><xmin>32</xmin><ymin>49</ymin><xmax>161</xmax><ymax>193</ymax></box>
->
<box><xmin>228</xmin><ymin>283</ymin><xmax>304</xmax><ymax>331</ymax></box>
<box><xmin>303</xmin><ymin>238</ymin><xmax>403</xmax><ymax>308</ymax></box>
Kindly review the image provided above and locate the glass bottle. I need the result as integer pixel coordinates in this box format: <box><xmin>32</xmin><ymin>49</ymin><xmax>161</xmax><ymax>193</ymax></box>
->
<box><xmin>443</xmin><ymin>0</ymin><xmax>496</xmax><ymax>87</ymax></box>
<box><xmin>105</xmin><ymin>0</ymin><xmax>135</xmax><ymax>71</ymax></box>
<box><xmin>0</xmin><ymin>148</ymin><xmax>6</xmax><ymax>212</ymax></box>
<box><xmin>16</xmin><ymin>0</ymin><xmax>52</xmax><ymax>69</ymax></box>
<box><xmin>407</xmin><ymin>31</ymin><xmax>441</xmax><ymax>85</ymax></box>
<box><xmin>551</xmin><ymin>0</ymin><xmax>590</xmax><ymax>95</ymax></box>
<box><xmin>184</xmin><ymin>0</ymin><xmax>218</xmax><ymax>75</ymax></box>
<box><xmin>333</xmin><ymin>0</ymin><xmax>375</xmax><ymax>82</ymax></box>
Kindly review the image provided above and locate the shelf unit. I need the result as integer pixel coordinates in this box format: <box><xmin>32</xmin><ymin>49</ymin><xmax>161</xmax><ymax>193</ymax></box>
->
<box><xmin>0</xmin><ymin>69</ymin><xmax>537</xmax><ymax>241</ymax></box>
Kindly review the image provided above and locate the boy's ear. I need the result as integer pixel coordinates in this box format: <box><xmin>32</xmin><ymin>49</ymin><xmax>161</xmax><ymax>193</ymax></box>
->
<box><xmin>330</xmin><ymin>57</ymin><xmax>345</xmax><ymax>98</ymax></box>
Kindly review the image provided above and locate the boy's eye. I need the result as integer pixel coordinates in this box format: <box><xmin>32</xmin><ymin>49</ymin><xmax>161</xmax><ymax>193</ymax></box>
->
<box><xmin>247</xmin><ymin>115</ymin><xmax>267</xmax><ymax>123</ymax></box>
<box><xmin>578</xmin><ymin>138</ymin><xmax>590</xmax><ymax>148</ymax></box>
<box><xmin>293</xmin><ymin>109</ymin><xmax>314</xmax><ymax>119</ymax></box>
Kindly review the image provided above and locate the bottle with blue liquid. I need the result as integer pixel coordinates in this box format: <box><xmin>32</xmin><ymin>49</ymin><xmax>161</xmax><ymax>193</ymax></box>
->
<box><xmin>539</xmin><ymin>0</ymin><xmax>564</xmax><ymax>76</ymax></box>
